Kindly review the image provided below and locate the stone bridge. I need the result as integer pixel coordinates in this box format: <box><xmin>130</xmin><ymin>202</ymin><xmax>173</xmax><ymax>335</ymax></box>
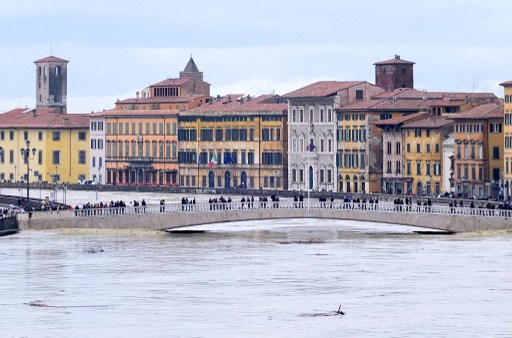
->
<box><xmin>17</xmin><ymin>200</ymin><xmax>512</xmax><ymax>233</ymax></box>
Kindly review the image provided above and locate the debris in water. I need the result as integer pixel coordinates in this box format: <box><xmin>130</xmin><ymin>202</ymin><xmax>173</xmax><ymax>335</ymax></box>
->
<box><xmin>84</xmin><ymin>245</ymin><xmax>104</xmax><ymax>253</ymax></box>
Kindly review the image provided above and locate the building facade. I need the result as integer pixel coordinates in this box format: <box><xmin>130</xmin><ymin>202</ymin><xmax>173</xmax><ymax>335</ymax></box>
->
<box><xmin>178</xmin><ymin>95</ymin><xmax>288</xmax><ymax>190</ymax></box>
<box><xmin>286</xmin><ymin>81</ymin><xmax>386</xmax><ymax>193</ymax></box>
<box><xmin>89</xmin><ymin>114</ymin><xmax>106</xmax><ymax>184</ymax></box>
<box><xmin>101</xmin><ymin>110</ymin><xmax>179</xmax><ymax>186</ymax></box>
<box><xmin>501</xmin><ymin>80</ymin><xmax>512</xmax><ymax>199</ymax></box>
<box><xmin>0</xmin><ymin>108</ymin><xmax>90</xmax><ymax>184</ymax></box>
<box><xmin>401</xmin><ymin>116</ymin><xmax>453</xmax><ymax>195</ymax></box>
<box><xmin>450</xmin><ymin>103</ymin><xmax>504</xmax><ymax>199</ymax></box>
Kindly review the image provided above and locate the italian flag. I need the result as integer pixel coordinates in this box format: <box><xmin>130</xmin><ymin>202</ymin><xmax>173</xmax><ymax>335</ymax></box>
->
<box><xmin>209</xmin><ymin>154</ymin><xmax>217</xmax><ymax>168</ymax></box>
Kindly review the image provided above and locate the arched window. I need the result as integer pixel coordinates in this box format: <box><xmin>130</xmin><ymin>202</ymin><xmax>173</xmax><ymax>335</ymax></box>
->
<box><xmin>55</xmin><ymin>66</ymin><xmax>61</xmax><ymax>76</ymax></box>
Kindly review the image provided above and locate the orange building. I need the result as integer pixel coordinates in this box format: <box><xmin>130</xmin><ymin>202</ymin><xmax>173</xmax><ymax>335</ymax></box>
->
<box><xmin>97</xmin><ymin>110</ymin><xmax>179</xmax><ymax>186</ymax></box>
<box><xmin>449</xmin><ymin>103</ymin><xmax>504</xmax><ymax>199</ymax></box>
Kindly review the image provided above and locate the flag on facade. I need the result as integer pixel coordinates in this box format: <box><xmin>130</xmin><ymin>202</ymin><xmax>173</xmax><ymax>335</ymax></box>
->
<box><xmin>307</xmin><ymin>141</ymin><xmax>316</xmax><ymax>152</ymax></box>
<box><xmin>224</xmin><ymin>152</ymin><xmax>233</xmax><ymax>164</ymax></box>
<box><xmin>209</xmin><ymin>154</ymin><xmax>217</xmax><ymax>168</ymax></box>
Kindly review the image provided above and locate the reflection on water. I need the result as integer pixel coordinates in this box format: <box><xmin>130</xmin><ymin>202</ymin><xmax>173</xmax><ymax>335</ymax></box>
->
<box><xmin>0</xmin><ymin>218</ymin><xmax>511</xmax><ymax>337</ymax></box>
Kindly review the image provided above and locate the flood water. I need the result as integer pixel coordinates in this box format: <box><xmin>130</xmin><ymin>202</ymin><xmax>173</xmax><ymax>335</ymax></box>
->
<box><xmin>1</xmin><ymin>216</ymin><xmax>511</xmax><ymax>337</ymax></box>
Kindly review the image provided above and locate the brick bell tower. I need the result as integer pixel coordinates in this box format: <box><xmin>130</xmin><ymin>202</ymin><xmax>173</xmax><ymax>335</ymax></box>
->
<box><xmin>374</xmin><ymin>55</ymin><xmax>414</xmax><ymax>92</ymax></box>
<box><xmin>34</xmin><ymin>56</ymin><xmax>69</xmax><ymax>113</ymax></box>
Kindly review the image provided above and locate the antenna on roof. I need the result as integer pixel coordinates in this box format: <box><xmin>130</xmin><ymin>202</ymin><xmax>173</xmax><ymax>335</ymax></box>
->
<box><xmin>50</xmin><ymin>40</ymin><xmax>52</xmax><ymax>56</ymax></box>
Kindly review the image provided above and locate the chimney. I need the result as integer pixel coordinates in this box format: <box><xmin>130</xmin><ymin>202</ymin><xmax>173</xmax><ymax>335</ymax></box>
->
<box><xmin>395</xmin><ymin>54</ymin><xmax>400</xmax><ymax>60</ymax></box>
<box><xmin>32</xmin><ymin>109</ymin><xmax>37</xmax><ymax>117</ymax></box>
<box><xmin>136</xmin><ymin>91</ymin><xmax>140</xmax><ymax>99</ymax></box>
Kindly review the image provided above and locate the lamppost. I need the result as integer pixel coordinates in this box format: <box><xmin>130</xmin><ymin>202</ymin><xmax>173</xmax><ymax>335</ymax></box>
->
<box><xmin>0</xmin><ymin>146</ymin><xmax>4</xmax><ymax>183</ymax></box>
<box><xmin>20</xmin><ymin>140</ymin><xmax>37</xmax><ymax>211</ymax></box>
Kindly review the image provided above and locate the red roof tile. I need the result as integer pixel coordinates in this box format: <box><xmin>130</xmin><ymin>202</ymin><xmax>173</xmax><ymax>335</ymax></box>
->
<box><xmin>402</xmin><ymin>115</ymin><xmax>453</xmax><ymax>129</ymax></box>
<box><xmin>0</xmin><ymin>108</ymin><xmax>89</xmax><ymax>128</ymax></box>
<box><xmin>34</xmin><ymin>56</ymin><xmax>69</xmax><ymax>63</ymax></box>
<box><xmin>183</xmin><ymin>95</ymin><xmax>287</xmax><ymax>114</ymax></box>
<box><xmin>375</xmin><ymin>111</ymin><xmax>430</xmax><ymax>127</ymax></box>
<box><xmin>283</xmin><ymin>81</ymin><xmax>365</xmax><ymax>98</ymax></box>
<box><xmin>92</xmin><ymin>110</ymin><xmax>178</xmax><ymax>118</ymax></box>
<box><xmin>449</xmin><ymin>103</ymin><xmax>504</xmax><ymax>120</ymax></box>
<box><xmin>500</xmin><ymin>80</ymin><xmax>512</xmax><ymax>87</ymax></box>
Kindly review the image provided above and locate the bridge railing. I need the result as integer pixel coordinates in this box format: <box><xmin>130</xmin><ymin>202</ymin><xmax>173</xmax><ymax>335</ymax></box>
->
<box><xmin>72</xmin><ymin>199</ymin><xmax>512</xmax><ymax>219</ymax></box>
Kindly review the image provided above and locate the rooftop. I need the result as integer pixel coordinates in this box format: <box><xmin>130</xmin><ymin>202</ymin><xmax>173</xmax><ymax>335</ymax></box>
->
<box><xmin>374</xmin><ymin>55</ymin><xmax>415</xmax><ymax>65</ymax></box>
<box><xmin>34</xmin><ymin>56</ymin><xmax>69</xmax><ymax>63</ymax></box>
<box><xmin>402</xmin><ymin>115</ymin><xmax>453</xmax><ymax>129</ymax></box>
<box><xmin>92</xmin><ymin>109</ymin><xmax>179</xmax><ymax>118</ymax></box>
<box><xmin>182</xmin><ymin>95</ymin><xmax>287</xmax><ymax>115</ymax></box>
<box><xmin>449</xmin><ymin>103</ymin><xmax>504</xmax><ymax>120</ymax></box>
<box><xmin>0</xmin><ymin>108</ymin><xmax>88</xmax><ymax>128</ymax></box>
<box><xmin>283</xmin><ymin>81</ymin><xmax>365</xmax><ymax>98</ymax></box>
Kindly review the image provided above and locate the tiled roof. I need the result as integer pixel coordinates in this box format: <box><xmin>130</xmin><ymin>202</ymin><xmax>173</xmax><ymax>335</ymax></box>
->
<box><xmin>500</xmin><ymin>80</ymin><xmax>512</xmax><ymax>86</ymax></box>
<box><xmin>449</xmin><ymin>103</ymin><xmax>504</xmax><ymax>120</ymax></box>
<box><xmin>117</xmin><ymin>95</ymin><xmax>206</xmax><ymax>104</ymax></box>
<box><xmin>183</xmin><ymin>95</ymin><xmax>287</xmax><ymax>114</ymax></box>
<box><xmin>0</xmin><ymin>108</ymin><xmax>89</xmax><ymax>128</ymax></box>
<box><xmin>34</xmin><ymin>56</ymin><xmax>69</xmax><ymax>63</ymax></box>
<box><xmin>338</xmin><ymin>98</ymin><xmax>432</xmax><ymax>112</ymax></box>
<box><xmin>374</xmin><ymin>55</ymin><xmax>414</xmax><ymax>65</ymax></box>
<box><xmin>92</xmin><ymin>109</ymin><xmax>178</xmax><ymax>118</ymax></box>
<box><xmin>150</xmin><ymin>78</ymin><xmax>191</xmax><ymax>87</ymax></box>
<box><xmin>283</xmin><ymin>81</ymin><xmax>365</xmax><ymax>98</ymax></box>
<box><xmin>402</xmin><ymin>115</ymin><xmax>453</xmax><ymax>129</ymax></box>
<box><xmin>375</xmin><ymin>111</ymin><xmax>430</xmax><ymax>127</ymax></box>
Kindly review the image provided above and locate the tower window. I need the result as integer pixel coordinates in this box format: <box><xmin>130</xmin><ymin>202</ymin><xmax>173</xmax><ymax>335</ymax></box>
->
<box><xmin>402</xmin><ymin>68</ymin><xmax>406</xmax><ymax>75</ymax></box>
<box><xmin>55</xmin><ymin>66</ymin><xmax>61</xmax><ymax>76</ymax></box>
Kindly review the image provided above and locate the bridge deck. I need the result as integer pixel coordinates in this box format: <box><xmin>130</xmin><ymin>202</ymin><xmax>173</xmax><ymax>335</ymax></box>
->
<box><xmin>17</xmin><ymin>200</ymin><xmax>512</xmax><ymax>233</ymax></box>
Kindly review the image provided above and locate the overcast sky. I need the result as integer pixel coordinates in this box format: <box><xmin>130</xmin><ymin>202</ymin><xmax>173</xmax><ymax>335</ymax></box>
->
<box><xmin>1</xmin><ymin>0</ymin><xmax>511</xmax><ymax>113</ymax></box>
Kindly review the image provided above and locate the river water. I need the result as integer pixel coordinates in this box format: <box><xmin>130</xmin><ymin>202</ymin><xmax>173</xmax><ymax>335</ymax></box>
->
<box><xmin>1</xmin><ymin>220</ymin><xmax>512</xmax><ymax>337</ymax></box>
<box><xmin>1</xmin><ymin>188</ymin><xmax>512</xmax><ymax>337</ymax></box>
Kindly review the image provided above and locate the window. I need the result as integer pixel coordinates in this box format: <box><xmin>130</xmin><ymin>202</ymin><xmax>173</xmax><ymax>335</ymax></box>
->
<box><xmin>38</xmin><ymin>131</ymin><xmax>43</xmax><ymax>141</ymax></box>
<box><xmin>9</xmin><ymin>131</ymin><xmax>14</xmax><ymax>140</ymax></box>
<box><xmin>387</xmin><ymin>142</ymin><xmax>392</xmax><ymax>154</ymax></box>
<box><xmin>415</xmin><ymin>129</ymin><xmax>422</xmax><ymax>137</ymax></box>
<box><xmin>426</xmin><ymin>144</ymin><xmax>431</xmax><ymax>153</ymax></box>
<box><xmin>493</xmin><ymin>146</ymin><xmax>500</xmax><ymax>159</ymax></box>
<box><xmin>416</xmin><ymin>162</ymin><xmax>421</xmax><ymax>175</ymax></box>
<box><xmin>78</xmin><ymin>151</ymin><xmax>86</xmax><ymax>164</ymax></box>
<box><xmin>416</xmin><ymin>144</ymin><xmax>421</xmax><ymax>153</ymax></box>
<box><xmin>435</xmin><ymin>144</ymin><xmax>440</xmax><ymax>153</ymax></box>
<box><xmin>356</xmin><ymin>90</ymin><xmax>364</xmax><ymax>100</ymax></box>
<box><xmin>53</xmin><ymin>131</ymin><xmax>60</xmax><ymax>141</ymax></box>
<box><xmin>24</xmin><ymin>131</ymin><xmax>28</xmax><ymax>140</ymax></box>
<box><xmin>52</xmin><ymin>151</ymin><xmax>60</xmax><ymax>165</ymax></box>
<box><xmin>309</xmin><ymin>109</ymin><xmax>314</xmax><ymax>123</ymax></box>
<box><xmin>490</xmin><ymin>123</ymin><xmax>503</xmax><ymax>133</ymax></box>
<box><xmin>78</xmin><ymin>132</ymin><xmax>86</xmax><ymax>141</ymax></box>
<box><xmin>406</xmin><ymin>144</ymin><xmax>411</xmax><ymax>152</ymax></box>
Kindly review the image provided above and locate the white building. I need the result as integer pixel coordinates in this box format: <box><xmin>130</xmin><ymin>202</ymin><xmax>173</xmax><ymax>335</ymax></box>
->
<box><xmin>89</xmin><ymin>114</ymin><xmax>106</xmax><ymax>184</ymax></box>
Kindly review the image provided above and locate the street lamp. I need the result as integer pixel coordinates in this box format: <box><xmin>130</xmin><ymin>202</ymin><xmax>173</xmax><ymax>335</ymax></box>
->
<box><xmin>0</xmin><ymin>146</ymin><xmax>4</xmax><ymax>182</ymax></box>
<box><xmin>20</xmin><ymin>140</ymin><xmax>37</xmax><ymax>211</ymax></box>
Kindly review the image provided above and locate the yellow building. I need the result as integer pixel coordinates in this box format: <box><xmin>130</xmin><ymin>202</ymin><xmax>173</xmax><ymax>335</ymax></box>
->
<box><xmin>0</xmin><ymin>108</ymin><xmax>90</xmax><ymax>184</ymax></box>
<box><xmin>450</xmin><ymin>103</ymin><xmax>504</xmax><ymax>199</ymax></box>
<box><xmin>500</xmin><ymin>80</ymin><xmax>512</xmax><ymax>199</ymax></box>
<box><xmin>98</xmin><ymin>110</ymin><xmax>179</xmax><ymax>186</ymax></box>
<box><xmin>401</xmin><ymin>115</ymin><xmax>453</xmax><ymax>195</ymax></box>
<box><xmin>178</xmin><ymin>95</ymin><xmax>288</xmax><ymax>189</ymax></box>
